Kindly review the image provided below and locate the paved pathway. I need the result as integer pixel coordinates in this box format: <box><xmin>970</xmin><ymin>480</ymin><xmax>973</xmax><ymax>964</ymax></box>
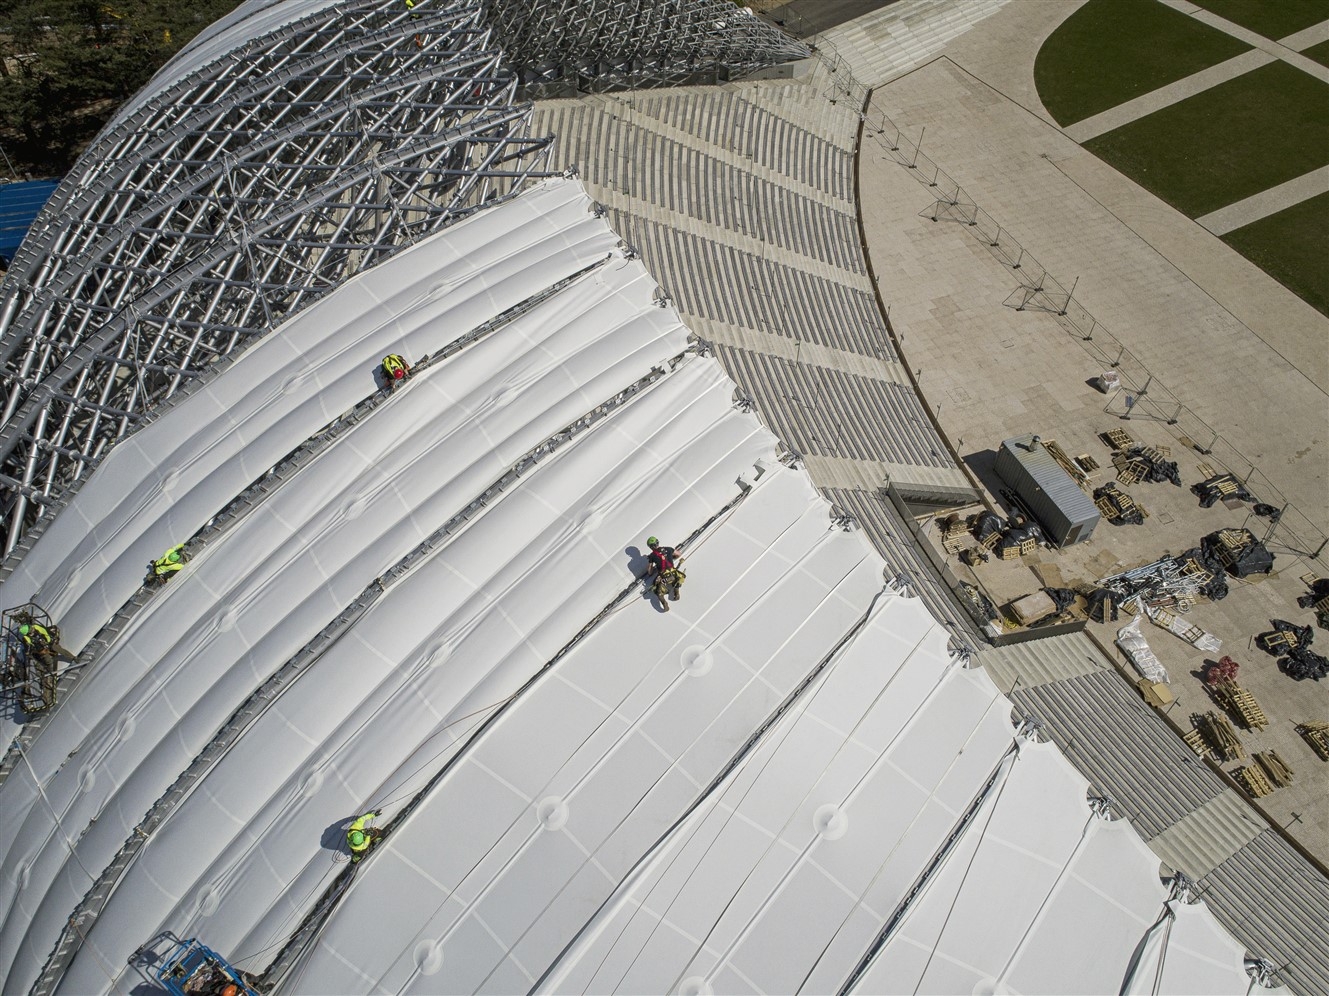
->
<box><xmin>1197</xmin><ymin>163</ymin><xmax>1329</xmax><ymax>234</ymax></box>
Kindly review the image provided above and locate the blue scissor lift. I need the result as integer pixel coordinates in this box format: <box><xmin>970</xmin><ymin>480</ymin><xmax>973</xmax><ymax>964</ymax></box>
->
<box><xmin>154</xmin><ymin>937</ymin><xmax>259</xmax><ymax>996</ymax></box>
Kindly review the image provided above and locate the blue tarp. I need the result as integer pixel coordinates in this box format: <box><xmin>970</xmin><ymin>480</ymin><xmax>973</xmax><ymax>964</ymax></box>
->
<box><xmin>0</xmin><ymin>179</ymin><xmax>60</xmax><ymax>265</ymax></box>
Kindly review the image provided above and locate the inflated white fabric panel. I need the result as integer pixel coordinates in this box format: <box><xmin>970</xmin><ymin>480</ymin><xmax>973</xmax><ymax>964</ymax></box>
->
<box><xmin>0</xmin><ymin>178</ymin><xmax>619</xmax><ymax>653</ymax></box>
<box><xmin>0</xmin><ymin>249</ymin><xmax>683</xmax><ymax>996</ymax></box>
<box><xmin>58</xmin><ymin>359</ymin><xmax>774</xmax><ymax>996</ymax></box>
<box><xmin>545</xmin><ymin>615</ymin><xmax>991</xmax><ymax>996</ymax></box>
<box><xmin>849</xmin><ymin>743</ymin><xmax>1254</xmax><ymax>996</ymax></box>
<box><xmin>1121</xmin><ymin>899</ymin><xmax>1259</xmax><ymax>996</ymax></box>
<box><xmin>288</xmin><ymin>467</ymin><xmax>888</xmax><ymax>994</ymax></box>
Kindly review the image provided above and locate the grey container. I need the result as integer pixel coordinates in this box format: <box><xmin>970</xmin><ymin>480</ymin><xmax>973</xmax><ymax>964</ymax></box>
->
<box><xmin>994</xmin><ymin>434</ymin><xmax>1100</xmax><ymax>546</ymax></box>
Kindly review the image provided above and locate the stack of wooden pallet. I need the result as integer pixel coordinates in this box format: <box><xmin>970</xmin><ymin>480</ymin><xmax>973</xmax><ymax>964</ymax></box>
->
<box><xmin>1190</xmin><ymin>710</ymin><xmax>1245</xmax><ymax>761</ymax></box>
<box><xmin>1211</xmin><ymin>679</ymin><xmax>1268</xmax><ymax>730</ymax></box>
<box><xmin>1297</xmin><ymin>721</ymin><xmax>1329</xmax><ymax>760</ymax></box>
<box><xmin>1234</xmin><ymin>764</ymin><xmax>1274</xmax><ymax>798</ymax></box>
<box><xmin>1094</xmin><ymin>482</ymin><xmax>1145</xmax><ymax>524</ymax></box>
<box><xmin>1254</xmin><ymin>750</ymin><xmax>1294</xmax><ymax>787</ymax></box>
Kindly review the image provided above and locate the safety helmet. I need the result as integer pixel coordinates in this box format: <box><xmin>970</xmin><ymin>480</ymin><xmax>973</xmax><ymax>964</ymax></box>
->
<box><xmin>646</xmin><ymin>536</ymin><xmax>658</xmax><ymax>548</ymax></box>
<box><xmin>18</xmin><ymin>624</ymin><xmax>30</xmax><ymax>636</ymax></box>
<box><xmin>393</xmin><ymin>367</ymin><xmax>405</xmax><ymax>380</ymax></box>
<box><xmin>348</xmin><ymin>829</ymin><xmax>366</xmax><ymax>847</ymax></box>
<box><xmin>167</xmin><ymin>550</ymin><xmax>181</xmax><ymax>563</ymax></box>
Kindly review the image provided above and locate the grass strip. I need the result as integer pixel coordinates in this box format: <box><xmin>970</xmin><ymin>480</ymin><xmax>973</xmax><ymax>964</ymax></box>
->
<box><xmin>1301</xmin><ymin>37</ymin><xmax>1329</xmax><ymax>68</ymax></box>
<box><xmin>1222</xmin><ymin>191</ymin><xmax>1329</xmax><ymax>317</ymax></box>
<box><xmin>1084</xmin><ymin>61</ymin><xmax>1329</xmax><ymax>218</ymax></box>
<box><xmin>1188</xmin><ymin>0</ymin><xmax>1329</xmax><ymax>42</ymax></box>
<box><xmin>1035</xmin><ymin>0</ymin><xmax>1250</xmax><ymax>126</ymax></box>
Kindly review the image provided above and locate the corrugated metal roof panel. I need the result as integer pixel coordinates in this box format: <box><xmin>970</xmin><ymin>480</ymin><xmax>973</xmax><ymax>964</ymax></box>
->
<box><xmin>1202</xmin><ymin>834</ymin><xmax>1329</xmax><ymax>995</ymax></box>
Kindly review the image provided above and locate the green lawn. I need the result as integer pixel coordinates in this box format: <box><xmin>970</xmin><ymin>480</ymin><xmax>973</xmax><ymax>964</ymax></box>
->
<box><xmin>1302</xmin><ymin>37</ymin><xmax>1329</xmax><ymax>67</ymax></box>
<box><xmin>1223</xmin><ymin>192</ymin><xmax>1329</xmax><ymax>317</ymax></box>
<box><xmin>1035</xmin><ymin>0</ymin><xmax>1250</xmax><ymax>126</ymax></box>
<box><xmin>1084</xmin><ymin>61</ymin><xmax>1329</xmax><ymax>218</ymax></box>
<box><xmin>1188</xmin><ymin>0</ymin><xmax>1329</xmax><ymax>42</ymax></box>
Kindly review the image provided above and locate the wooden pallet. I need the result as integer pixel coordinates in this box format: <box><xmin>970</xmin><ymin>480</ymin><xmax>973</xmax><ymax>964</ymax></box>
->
<box><xmin>1103</xmin><ymin>428</ymin><xmax>1134</xmax><ymax>451</ymax></box>
<box><xmin>1234</xmin><ymin>764</ymin><xmax>1274</xmax><ymax>798</ymax></box>
<box><xmin>1183</xmin><ymin>726</ymin><xmax>1210</xmax><ymax>759</ymax></box>
<box><xmin>1117</xmin><ymin>462</ymin><xmax>1144</xmax><ymax>486</ymax></box>
<box><xmin>1254</xmin><ymin>750</ymin><xmax>1294</xmax><ymax>788</ymax></box>
<box><xmin>1297</xmin><ymin>721</ymin><xmax>1329</xmax><ymax>760</ymax></box>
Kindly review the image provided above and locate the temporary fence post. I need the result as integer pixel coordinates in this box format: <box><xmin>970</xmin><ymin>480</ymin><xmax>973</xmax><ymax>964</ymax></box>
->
<box><xmin>910</xmin><ymin>126</ymin><xmax>923</xmax><ymax>168</ymax></box>
<box><xmin>1060</xmin><ymin>275</ymin><xmax>1078</xmax><ymax>316</ymax></box>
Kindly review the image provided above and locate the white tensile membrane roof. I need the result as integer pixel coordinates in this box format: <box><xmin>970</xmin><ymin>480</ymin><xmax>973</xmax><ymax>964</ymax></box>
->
<box><xmin>0</xmin><ymin>180</ymin><xmax>1264</xmax><ymax>995</ymax></box>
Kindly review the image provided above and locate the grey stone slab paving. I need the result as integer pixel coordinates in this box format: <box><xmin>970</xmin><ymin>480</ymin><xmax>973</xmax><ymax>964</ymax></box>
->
<box><xmin>1197</xmin><ymin>164</ymin><xmax>1329</xmax><ymax>234</ymax></box>
<box><xmin>1065</xmin><ymin>49</ymin><xmax>1274</xmax><ymax>143</ymax></box>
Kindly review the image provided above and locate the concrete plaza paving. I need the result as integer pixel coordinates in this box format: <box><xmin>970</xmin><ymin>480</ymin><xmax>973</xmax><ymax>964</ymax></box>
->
<box><xmin>848</xmin><ymin>2</ymin><xmax>1328</xmax><ymax>860</ymax></box>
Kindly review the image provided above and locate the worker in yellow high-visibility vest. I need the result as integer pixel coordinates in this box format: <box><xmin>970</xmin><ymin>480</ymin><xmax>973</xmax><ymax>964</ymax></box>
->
<box><xmin>153</xmin><ymin>543</ymin><xmax>187</xmax><ymax>579</ymax></box>
<box><xmin>347</xmin><ymin>811</ymin><xmax>383</xmax><ymax>863</ymax></box>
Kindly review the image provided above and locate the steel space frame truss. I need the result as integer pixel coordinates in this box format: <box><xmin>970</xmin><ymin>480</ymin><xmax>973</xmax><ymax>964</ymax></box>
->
<box><xmin>487</xmin><ymin>0</ymin><xmax>811</xmax><ymax>95</ymax></box>
<box><xmin>0</xmin><ymin>0</ymin><xmax>553</xmax><ymax>551</ymax></box>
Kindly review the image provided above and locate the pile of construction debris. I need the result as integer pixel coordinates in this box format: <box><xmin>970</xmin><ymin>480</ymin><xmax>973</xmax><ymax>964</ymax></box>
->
<box><xmin>1258</xmin><ymin>620</ymin><xmax>1329</xmax><ymax>681</ymax></box>
<box><xmin>1118</xmin><ymin>444</ymin><xmax>1181</xmax><ymax>486</ymax></box>
<box><xmin>1084</xmin><ymin>587</ymin><xmax>1119</xmax><ymax>624</ymax></box>
<box><xmin>1201</xmin><ymin>527</ymin><xmax>1273</xmax><ymax>578</ymax></box>
<box><xmin>1192</xmin><ymin>473</ymin><xmax>1253</xmax><ymax>508</ymax></box>
<box><xmin>966</xmin><ymin>510</ymin><xmax>1045</xmax><ymax>562</ymax></box>
<box><xmin>1093</xmin><ymin>482</ymin><xmax>1144</xmax><ymax>525</ymax></box>
<box><xmin>1097</xmin><ymin>529</ymin><xmax>1275</xmax><ymax>616</ymax></box>
<box><xmin>1097</xmin><ymin>547</ymin><xmax>1226</xmax><ymax>610</ymax></box>
<box><xmin>1202</xmin><ymin>655</ymin><xmax>1240</xmax><ymax>685</ymax></box>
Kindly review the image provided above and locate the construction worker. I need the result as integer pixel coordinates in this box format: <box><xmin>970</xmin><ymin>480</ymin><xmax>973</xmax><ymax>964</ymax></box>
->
<box><xmin>404</xmin><ymin>0</ymin><xmax>420</xmax><ymax>17</ymax></box>
<box><xmin>645</xmin><ymin>537</ymin><xmax>685</xmax><ymax>606</ymax></box>
<box><xmin>382</xmin><ymin>353</ymin><xmax>411</xmax><ymax>389</ymax></box>
<box><xmin>153</xmin><ymin>543</ymin><xmax>187</xmax><ymax>580</ymax></box>
<box><xmin>347</xmin><ymin>810</ymin><xmax>383</xmax><ymax>863</ymax></box>
<box><xmin>17</xmin><ymin>622</ymin><xmax>55</xmax><ymax>665</ymax></box>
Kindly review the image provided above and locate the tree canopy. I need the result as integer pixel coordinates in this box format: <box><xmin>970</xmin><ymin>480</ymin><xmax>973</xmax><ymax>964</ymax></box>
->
<box><xmin>0</xmin><ymin>0</ymin><xmax>244</xmax><ymax>177</ymax></box>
